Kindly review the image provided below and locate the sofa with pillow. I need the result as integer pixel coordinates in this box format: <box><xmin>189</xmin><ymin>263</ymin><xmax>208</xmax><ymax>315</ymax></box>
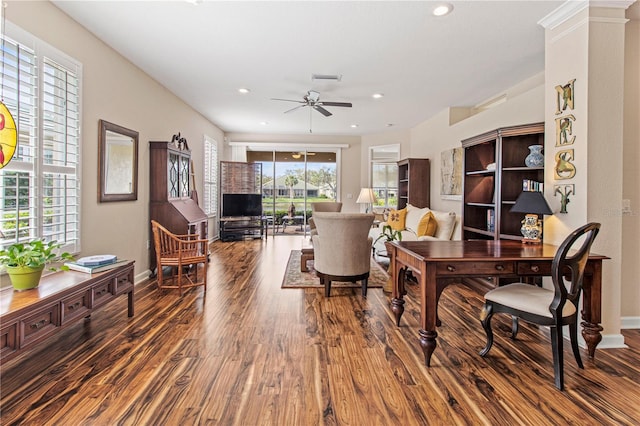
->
<box><xmin>369</xmin><ymin>203</ymin><xmax>458</xmax><ymax>253</ymax></box>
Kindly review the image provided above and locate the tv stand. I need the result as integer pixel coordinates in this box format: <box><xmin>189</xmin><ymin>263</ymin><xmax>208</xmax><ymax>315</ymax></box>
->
<box><xmin>220</xmin><ymin>217</ymin><xmax>264</xmax><ymax>241</ymax></box>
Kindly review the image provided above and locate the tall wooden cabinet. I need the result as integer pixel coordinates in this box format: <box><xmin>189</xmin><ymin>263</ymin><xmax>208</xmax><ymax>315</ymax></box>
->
<box><xmin>461</xmin><ymin>122</ymin><xmax>545</xmax><ymax>241</ymax></box>
<box><xmin>397</xmin><ymin>158</ymin><xmax>430</xmax><ymax>209</ymax></box>
<box><xmin>149</xmin><ymin>141</ymin><xmax>208</xmax><ymax>272</ymax></box>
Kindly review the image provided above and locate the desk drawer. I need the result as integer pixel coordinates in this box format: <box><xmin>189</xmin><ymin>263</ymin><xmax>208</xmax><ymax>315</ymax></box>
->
<box><xmin>62</xmin><ymin>290</ymin><xmax>91</xmax><ymax>324</ymax></box>
<box><xmin>436</xmin><ymin>261</ymin><xmax>515</xmax><ymax>275</ymax></box>
<box><xmin>113</xmin><ymin>271</ymin><xmax>133</xmax><ymax>294</ymax></box>
<box><xmin>20</xmin><ymin>303</ymin><xmax>60</xmax><ymax>347</ymax></box>
<box><xmin>1</xmin><ymin>323</ymin><xmax>18</xmax><ymax>358</ymax></box>
<box><xmin>92</xmin><ymin>280</ymin><xmax>115</xmax><ymax>307</ymax></box>
<box><xmin>517</xmin><ymin>262</ymin><xmax>552</xmax><ymax>276</ymax></box>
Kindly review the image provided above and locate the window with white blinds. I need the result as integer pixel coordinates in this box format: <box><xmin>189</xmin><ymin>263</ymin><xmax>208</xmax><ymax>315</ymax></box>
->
<box><xmin>203</xmin><ymin>136</ymin><xmax>218</xmax><ymax>217</ymax></box>
<box><xmin>0</xmin><ymin>29</ymin><xmax>81</xmax><ymax>253</ymax></box>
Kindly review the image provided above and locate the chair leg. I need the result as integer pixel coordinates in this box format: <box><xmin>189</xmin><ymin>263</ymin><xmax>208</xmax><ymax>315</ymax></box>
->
<box><xmin>511</xmin><ymin>316</ymin><xmax>519</xmax><ymax>339</ymax></box>
<box><xmin>361</xmin><ymin>278</ymin><xmax>368</xmax><ymax>298</ymax></box>
<box><xmin>479</xmin><ymin>303</ymin><xmax>494</xmax><ymax>357</ymax></box>
<box><xmin>325</xmin><ymin>280</ymin><xmax>332</xmax><ymax>297</ymax></box>
<box><xmin>569</xmin><ymin>322</ymin><xmax>584</xmax><ymax>369</ymax></box>
<box><xmin>550</xmin><ymin>326</ymin><xmax>565</xmax><ymax>390</ymax></box>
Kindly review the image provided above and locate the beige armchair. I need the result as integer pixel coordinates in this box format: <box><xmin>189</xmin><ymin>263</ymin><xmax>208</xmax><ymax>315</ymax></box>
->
<box><xmin>311</xmin><ymin>212</ymin><xmax>374</xmax><ymax>297</ymax></box>
<box><xmin>309</xmin><ymin>202</ymin><xmax>343</xmax><ymax>236</ymax></box>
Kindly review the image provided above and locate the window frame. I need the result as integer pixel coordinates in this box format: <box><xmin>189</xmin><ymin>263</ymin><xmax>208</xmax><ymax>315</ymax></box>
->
<box><xmin>1</xmin><ymin>22</ymin><xmax>82</xmax><ymax>254</ymax></box>
<box><xmin>369</xmin><ymin>144</ymin><xmax>400</xmax><ymax>209</ymax></box>
<box><xmin>203</xmin><ymin>135</ymin><xmax>218</xmax><ymax>218</ymax></box>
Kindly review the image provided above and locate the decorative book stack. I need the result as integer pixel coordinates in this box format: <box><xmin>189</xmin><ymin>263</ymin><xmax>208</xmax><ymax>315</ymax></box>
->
<box><xmin>65</xmin><ymin>254</ymin><xmax>126</xmax><ymax>274</ymax></box>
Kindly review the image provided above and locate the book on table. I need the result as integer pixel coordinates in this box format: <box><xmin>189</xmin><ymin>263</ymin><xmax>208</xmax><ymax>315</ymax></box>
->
<box><xmin>65</xmin><ymin>258</ymin><xmax>128</xmax><ymax>274</ymax></box>
<box><xmin>74</xmin><ymin>254</ymin><xmax>117</xmax><ymax>267</ymax></box>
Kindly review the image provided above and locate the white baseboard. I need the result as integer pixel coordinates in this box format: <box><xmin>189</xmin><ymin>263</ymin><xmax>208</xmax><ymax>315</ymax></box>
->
<box><xmin>621</xmin><ymin>316</ymin><xmax>640</xmax><ymax>329</ymax></box>
<box><xmin>135</xmin><ymin>270</ymin><xmax>151</xmax><ymax>284</ymax></box>
<box><xmin>596</xmin><ymin>333</ymin><xmax>628</xmax><ymax>349</ymax></box>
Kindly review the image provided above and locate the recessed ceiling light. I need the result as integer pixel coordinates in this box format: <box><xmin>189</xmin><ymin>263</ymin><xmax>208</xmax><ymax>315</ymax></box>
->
<box><xmin>260</xmin><ymin>121</ymin><xmax>268</xmax><ymax>125</ymax></box>
<box><xmin>238</xmin><ymin>88</ymin><xmax>251</xmax><ymax>94</ymax></box>
<box><xmin>372</xmin><ymin>93</ymin><xmax>384</xmax><ymax>99</ymax></box>
<box><xmin>350</xmin><ymin>124</ymin><xmax>359</xmax><ymax>128</ymax></box>
<box><xmin>433</xmin><ymin>3</ymin><xmax>453</xmax><ymax>17</ymax></box>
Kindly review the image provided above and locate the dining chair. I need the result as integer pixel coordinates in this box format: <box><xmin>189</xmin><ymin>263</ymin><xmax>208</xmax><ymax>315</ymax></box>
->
<box><xmin>479</xmin><ymin>222</ymin><xmax>601</xmax><ymax>390</ymax></box>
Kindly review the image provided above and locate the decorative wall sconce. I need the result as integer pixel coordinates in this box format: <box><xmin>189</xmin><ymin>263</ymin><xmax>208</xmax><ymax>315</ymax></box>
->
<box><xmin>554</xmin><ymin>184</ymin><xmax>574</xmax><ymax>214</ymax></box>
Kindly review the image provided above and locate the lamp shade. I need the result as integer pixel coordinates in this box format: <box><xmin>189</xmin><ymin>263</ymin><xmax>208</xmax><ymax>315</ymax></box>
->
<box><xmin>510</xmin><ymin>191</ymin><xmax>553</xmax><ymax>215</ymax></box>
<box><xmin>356</xmin><ymin>188</ymin><xmax>377</xmax><ymax>204</ymax></box>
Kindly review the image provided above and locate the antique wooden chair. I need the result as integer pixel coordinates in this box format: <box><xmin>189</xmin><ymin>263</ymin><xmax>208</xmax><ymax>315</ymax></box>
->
<box><xmin>311</xmin><ymin>212</ymin><xmax>374</xmax><ymax>297</ymax></box>
<box><xmin>479</xmin><ymin>222</ymin><xmax>600</xmax><ymax>390</ymax></box>
<box><xmin>151</xmin><ymin>220</ymin><xmax>208</xmax><ymax>296</ymax></box>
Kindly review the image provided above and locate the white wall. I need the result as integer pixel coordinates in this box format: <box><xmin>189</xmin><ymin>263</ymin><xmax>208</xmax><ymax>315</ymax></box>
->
<box><xmin>4</xmin><ymin>1</ymin><xmax>225</xmax><ymax>283</ymax></box>
<box><xmin>622</xmin><ymin>2</ymin><xmax>640</xmax><ymax>323</ymax></box>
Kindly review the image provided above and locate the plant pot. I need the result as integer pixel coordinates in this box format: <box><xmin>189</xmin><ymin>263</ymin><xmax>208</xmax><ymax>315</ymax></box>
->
<box><xmin>5</xmin><ymin>265</ymin><xmax>45</xmax><ymax>291</ymax></box>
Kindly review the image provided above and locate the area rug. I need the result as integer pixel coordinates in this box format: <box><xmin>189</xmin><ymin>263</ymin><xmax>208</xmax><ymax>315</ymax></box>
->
<box><xmin>281</xmin><ymin>250</ymin><xmax>388</xmax><ymax>289</ymax></box>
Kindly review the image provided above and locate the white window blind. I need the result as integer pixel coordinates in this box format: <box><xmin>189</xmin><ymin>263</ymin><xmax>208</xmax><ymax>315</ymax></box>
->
<box><xmin>203</xmin><ymin>136</ymin><xmax>218</xmax><ymax>216</ymax></box>
<box><xmin>1</xmin><ymin>28</ymin><xmax>81</xmax><ymax>253</ymax></box>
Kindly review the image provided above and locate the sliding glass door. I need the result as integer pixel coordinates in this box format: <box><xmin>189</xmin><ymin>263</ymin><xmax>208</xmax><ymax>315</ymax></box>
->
<box><xmin>247</xmin><ymin>149</ymin><xmax>337</xmax><ymax>235</ymax></box>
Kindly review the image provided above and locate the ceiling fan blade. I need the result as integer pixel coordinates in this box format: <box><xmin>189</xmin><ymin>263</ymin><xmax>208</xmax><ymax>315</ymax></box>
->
<box><xmin>271</xmin><ymin>98</ymin><xmax>304</xmax><ymax>103</ymax></box>
<box><xmin>319</xmin><ymin>101</ymin><xmax>352</xmax><ymax>108</ymax></box>
<box><xmin>313</xmin><ymin>105</ymin><xmax>332</xmax><ymax>117</ymax></box>
<box><xmin>284</xmin><ymin>105</ymin><xmax>306</xmax><ymax>114</ymax></box>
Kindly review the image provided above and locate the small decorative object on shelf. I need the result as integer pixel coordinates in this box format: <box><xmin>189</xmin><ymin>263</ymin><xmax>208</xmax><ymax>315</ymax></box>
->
<box><xmin>524</xmin><ymin>145</ymin><xmax>544</xmax><ymax>167</ymax></box>
<box><xmin>510</xmin><ymin>191</ymin><xmax>553</xmax><ymax>244</ymax></box>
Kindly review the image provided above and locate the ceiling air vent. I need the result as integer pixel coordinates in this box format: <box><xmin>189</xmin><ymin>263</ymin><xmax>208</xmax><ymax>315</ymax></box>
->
<box><xmin>311</xmin><ymin>74</ymin><xmax>342</xmax><ymax>82</ymax></box>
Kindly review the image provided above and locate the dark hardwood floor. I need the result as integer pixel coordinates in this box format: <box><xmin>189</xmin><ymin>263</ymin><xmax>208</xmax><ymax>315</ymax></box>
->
<box><xmin>1</xmin><ymin>236</ymin><xmax>639</xmax><ymax>425</ymax></box>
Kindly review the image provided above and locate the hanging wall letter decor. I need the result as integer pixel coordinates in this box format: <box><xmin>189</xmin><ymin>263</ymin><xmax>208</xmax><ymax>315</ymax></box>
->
<box><xmin>555</xmin><ymin>114</ymin><xmax>576</xmax><ymax>146</ymax></box>
<box><xmin>554</xmin><ymin>149</ymin><xmax>576</xmax><ymax>179</ymax></box>
<box><xmin>555</xmin><ymin>78</ymin><xmax>576</xmax><ymax>115</ymax></box>
<box><xmin>554</xmin><ymin>184</ymin><xmax>574</xmax><ymax>213</ymax></box>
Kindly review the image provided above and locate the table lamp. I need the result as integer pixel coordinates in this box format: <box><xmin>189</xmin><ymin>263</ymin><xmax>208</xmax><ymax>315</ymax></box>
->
<box><xmin>356</xmin><ymin>188</ymin><xmax>377</xmax><ymax>213</ymax></box>
<box><xmin>510</xmin><ymin>191</ymin><xmax>553</xmax><ymax>244</ymax></box>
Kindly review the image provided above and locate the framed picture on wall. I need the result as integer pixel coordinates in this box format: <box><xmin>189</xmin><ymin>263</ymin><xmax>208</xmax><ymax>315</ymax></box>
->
<box><xmin>440</xmin><ymin>147</ymin><xmax>463</xmax><ymax>200</ymax></box>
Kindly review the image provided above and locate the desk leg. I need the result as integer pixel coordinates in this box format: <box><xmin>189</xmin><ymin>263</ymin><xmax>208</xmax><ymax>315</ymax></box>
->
<box><xmin>419</xmin><ymin>329</ymin><xmax>438</xmax><ymax>367</ymax></box>
<box><xmin>418</xmin><ymin>263</ymin><xmax>439</xmax><ymax>367</ymax></box>
<box><xmin>390</xmin><ymin>266</ymin><xmax>406</xmax><ymax>326</ymax></box>
<box><xmin>581</xmin><ymin>259</ymin><xmax>603</xmax><ymax>358</ymax></box>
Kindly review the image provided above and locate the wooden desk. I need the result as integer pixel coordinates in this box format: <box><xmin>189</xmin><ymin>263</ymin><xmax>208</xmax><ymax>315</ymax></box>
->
<box><xmin>0</xmin><ymin>261</ymin><xmax>135</xmax><ymax>363</ymax></box>
<box><xmin>385</xmin><ymin>240</ymin><xmax>608</xmax><ymax>367</ymax></box>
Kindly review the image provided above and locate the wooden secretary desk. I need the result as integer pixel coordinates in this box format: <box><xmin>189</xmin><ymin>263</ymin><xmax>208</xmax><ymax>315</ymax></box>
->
<box><xmin>149</xmin><ymin>141</ymin><xmax>208</xmax><ymax>274</ymax></box>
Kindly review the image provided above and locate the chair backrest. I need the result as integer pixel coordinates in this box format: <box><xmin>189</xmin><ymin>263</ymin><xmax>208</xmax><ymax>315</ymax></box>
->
<box><xmin>550</xmin><ymin>222</ymin><xmax>600</xmax><ymax>315</ymax></box>
<box><xmin>311</xmin><ymin>212</ymin><xmax>374</xmax><ymax>276</ymax></box>
<box><xmin>311</xmin><ymin>202</ymin><xmax>343</xmax><ymax>213</ymax></box>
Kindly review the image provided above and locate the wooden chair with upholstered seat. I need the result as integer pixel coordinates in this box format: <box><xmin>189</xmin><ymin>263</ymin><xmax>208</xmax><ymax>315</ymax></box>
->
<box><xmin>151</xmin><ymin>220</ymin><xmax>209</xmax><ymax>296</ymax></box>
<box><xmin>311</xmin><ymin>212</ymin><xmax>374</xmax><ymax>297</ymax></box>
<box><xmin>479</xmin><ymin>222</ymin><xmax>600</xmax><ymax>390</ymax></box>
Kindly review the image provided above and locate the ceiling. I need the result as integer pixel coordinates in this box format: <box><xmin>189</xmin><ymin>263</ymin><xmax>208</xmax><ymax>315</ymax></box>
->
<box><xmin>52</xmin><ymin>1</ymin><xmax>564</xmax><ymax>136</ymax></box>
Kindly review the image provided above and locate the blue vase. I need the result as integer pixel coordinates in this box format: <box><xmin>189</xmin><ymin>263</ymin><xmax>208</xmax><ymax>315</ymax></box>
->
<box><xmin>525</xmin><ymin>145</ymin><xmax>544</xmax><ymax>167</ymax></box>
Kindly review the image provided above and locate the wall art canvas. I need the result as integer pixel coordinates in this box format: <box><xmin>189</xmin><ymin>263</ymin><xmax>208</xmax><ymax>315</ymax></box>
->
<box><xmin>440</xmin><ymin>147</ymin><xmax>463</xmax><ymax>200</ymax></box>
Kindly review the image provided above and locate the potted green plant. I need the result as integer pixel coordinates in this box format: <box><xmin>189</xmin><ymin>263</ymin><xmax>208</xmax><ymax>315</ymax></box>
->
<box><xmin>373</xmin><ymin>225</ymin><xmax>402</xmax><ymax>293</ymax></box>
<box><xmin>0</xmin><ymin>240</ymin><xmax>74</xmax><ymax>291</ymax></box>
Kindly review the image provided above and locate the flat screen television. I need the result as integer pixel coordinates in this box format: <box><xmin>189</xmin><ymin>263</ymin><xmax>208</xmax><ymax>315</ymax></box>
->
<box><xmin>222</xmin><ymin>193</ymin><xmax>263</xmax><ymax>217</ymax></box>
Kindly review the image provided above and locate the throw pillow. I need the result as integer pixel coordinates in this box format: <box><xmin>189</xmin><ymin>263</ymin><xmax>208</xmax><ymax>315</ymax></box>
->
<box><xmin>417</xmin><ymin>211</ymin><xmax>438</xmax><ymax>237</ymax></box>
<box><xmin>387</xmin><ymin>208</ymin><xmax>407</xmax><ymax>231</ymax></box>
